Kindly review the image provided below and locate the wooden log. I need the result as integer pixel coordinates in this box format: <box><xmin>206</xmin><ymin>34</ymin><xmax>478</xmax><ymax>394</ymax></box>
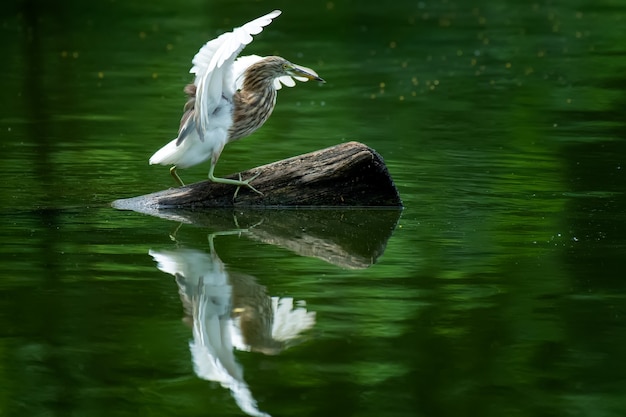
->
<box><xmin>112</xmin><ymin>141</ymin><xmax>402</xmax><ymax>209</ymax></box>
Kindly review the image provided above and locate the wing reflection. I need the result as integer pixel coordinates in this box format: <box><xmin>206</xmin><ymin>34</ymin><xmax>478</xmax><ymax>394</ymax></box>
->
<box><xmin>149</xmin><ymin>235</ymin><xmax>315</xmax><ymax>417</ymax></box>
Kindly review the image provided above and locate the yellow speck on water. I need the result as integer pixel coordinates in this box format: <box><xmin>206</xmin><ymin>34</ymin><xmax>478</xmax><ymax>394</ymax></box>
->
<box><xmin>389</xmin><ymin>41</ymin><xmax>397</xmax><ymax>49</ymax></box>
<box><xmin>72</xmin><ymin>51</ymin><xmax>79</xmax><ymax>59</ymax></box>
<box><xmin>505</xmin><ymin>62</ymin><xmax>512</xmax><ymax>69</ymax></box>
<box><xmin>152</xmin><ymin>73</ymin><xmax>158</xmax><ymax>79</ymax></box>
<box><xmin>576</xmin><ymin>31</ymin><xmax>582</xmax><ymax>38</ymax></box>
<box><xmin>456</xmin><ymin>50</ymin><xmax>463</xmax><ymax>56</ymax></box>
<box><xmin>576</xmin><ymin>11</ymin><xmax>583</xmax><ymax>19</ymax></box>
<box><xmin>525</xmin><ymin>66</ymin><xmax>534</xmax><ymax>75</ymax></box>
<box><xmin>139</xmin><ymin>31</ymin><xmax>147</xmax><ymax>39</ymax></box>
<box><xmin>567</xmin><ymin>98</ymin><xmax>572</xmax><ymax>104</ymax></box>
<box><xmin>326</xmin><ymin>2</ymin><xmax>334</xmax><ymax>10</ymax></box>
<box><xmin>411</xmin><ymin>91</ymin><xmax>416</xmax><ymax>96</ymax></box>
<box><xmin>166</xmin><ymin>43</ymin><xmax>174</xmax><ymax>51</ymax></box>
<box><xmin>537</xmin><ymin>50</ymin><xmax>545</xmax><ymax>57</ymax></box>
<box><xmin>370</xmin><ymin>93</ymin><xmax>376</xmax><ymax>99</ymax></box>
<box><xmin>411</xmin><ymin>77</ymin><xmax>419</xmax><ymax>86</ymax></box>
<box><xmin>399</xmin><ymin>95</ymin><xmax>405</xmax><ymax>101</ymax></box>
<box><xmin>478</xmin><ymin>16</ymin><xmax>486</xmax><ymax>25</ymax></box>
<box><xmin>401</xmin><ymin>61</ymin><xmax>408</xmax><ymax>68</ymax></box>
<box><xmin>482</xmin><ymin>37</ymin><xmax>489</xmax><ymax>45</ymax></box>
<box><xmin>379</xmin><ymin>82</ymin><xmax>386</xmax><ymax>89</ymax></box>
<box><xmin>434</xmin><ymin>80</ymin><xmax>440</xmax><ymax>86</ymax></box>
<box><xmin>61</xmin><ymin>51</ymin><xmax>68</xmax><ymax>58</ymax></box>
<box><xmin>470</xmin><ymin>58</ymin><xmax>477</xmax><ymax>66</ymax></box>
<box><xmin>97</xmin><ymin>72</ymin><xmax>104</xmax><ymax>79</ymax></box>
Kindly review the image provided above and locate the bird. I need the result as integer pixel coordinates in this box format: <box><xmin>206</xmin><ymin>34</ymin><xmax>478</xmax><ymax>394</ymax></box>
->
<box><xmin>149</xmin><ymin>10</ymin><xmax>324</xmax><ymax>196</ymax></box>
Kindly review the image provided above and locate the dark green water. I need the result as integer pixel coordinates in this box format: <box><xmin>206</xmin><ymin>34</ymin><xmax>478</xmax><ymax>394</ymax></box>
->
<box><xmin>2</xmin><ymin>0</ymin><xmax>626</xmax><ymax>416</ymax></box>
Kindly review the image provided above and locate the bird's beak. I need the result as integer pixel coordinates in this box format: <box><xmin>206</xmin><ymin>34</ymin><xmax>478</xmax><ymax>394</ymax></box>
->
<box><xmin>291</xmin><ymin>64</ymin><xmax>325</xmax><ymax>83</ymax></box>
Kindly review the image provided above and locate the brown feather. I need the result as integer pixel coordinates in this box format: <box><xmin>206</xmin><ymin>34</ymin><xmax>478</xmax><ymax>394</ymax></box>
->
<box><xmin>228</xmin><ymin>57</ymin><xmax>282</xmax><ymax>141</ymax></box>
<box><xmin>178</xmin><ymin>83</ymin><xmax>197</xmax><ymax>133</ymax></box>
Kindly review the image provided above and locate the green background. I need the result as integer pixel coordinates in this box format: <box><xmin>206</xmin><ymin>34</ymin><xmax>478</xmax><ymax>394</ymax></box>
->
<box><xmin>1</xmin><ymin>0</ymin><xmax>625</xmax><ymax>416</ymax></box>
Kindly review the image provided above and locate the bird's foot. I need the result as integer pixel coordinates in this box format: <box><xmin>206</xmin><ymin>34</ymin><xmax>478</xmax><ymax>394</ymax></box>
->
<box><xmin>207</xmin><ymin>171</ymin><xmax>263</xmax><ymax>199</ymax></box>
<box><xmin>232</xmin><ymin>213</ymin><xmax>264</xmax><ymax>232</ymax></box>
<box><xmin>233</xmin><ymin>172</ymin><xmax>263</xmax><ymax>201</ymax></box>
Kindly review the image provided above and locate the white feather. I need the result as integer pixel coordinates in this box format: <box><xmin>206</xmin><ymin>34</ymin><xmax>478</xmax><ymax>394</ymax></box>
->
<box><xmin>271</xmin><ymin>297</ymin><xmax>316</xmax><ymax>342</ymax></box>
<box><xmin>149</xmin><ymin>103</ymin><xmax>231</xmax><ymax>168</ymax></box>
<box><xmin>191</xmin><ymin>10</ymin><xmax>281</xmax><ymax>133</ymax></box>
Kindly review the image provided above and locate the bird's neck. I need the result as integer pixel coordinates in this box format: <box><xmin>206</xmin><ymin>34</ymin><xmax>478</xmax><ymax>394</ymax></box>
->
<box><xmin>229</xmin><ymin>82</ymin><xmax>277</xmax><ymax>141</ymax></box>
<box><xmin>238</xmin><ymin>65</ymin><xmax>278</xmax><ymax>113</ymax></box>
<box><xmin>241</xmin><ymin>58</ymin><xmax>279</xmax><ymax>92</ymax></box>
<box><xmin>240</xmin><ymin>81</ymin><xmax>277</xmax><ymax>103</ymax></box>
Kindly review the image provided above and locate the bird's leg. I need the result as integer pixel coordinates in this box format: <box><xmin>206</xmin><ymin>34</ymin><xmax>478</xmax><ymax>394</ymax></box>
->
<box><xmin>233</xmin><ymin>174</ymin><xmax>243</xmax><ymax>201</ymax></box>
<box><xmin>170</xmin><ymin>166</ymin><xmax>185</xmax><ymax>187</ymax></box>
<box><xmin>207</xmin><ymin>163</ymin><xmax>263</xmax><ymax>196</ymax></box>
<box><xmin>169</xmin><ymin>222</ymin><xmax>184</xmax><ymax>243</ymax></box>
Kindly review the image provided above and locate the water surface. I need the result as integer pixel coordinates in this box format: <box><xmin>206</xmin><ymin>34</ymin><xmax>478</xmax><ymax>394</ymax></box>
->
<box><xmin>1</xmin><ymin>0</ymin><xmax>626</xmax><ymax>416</ymax></box>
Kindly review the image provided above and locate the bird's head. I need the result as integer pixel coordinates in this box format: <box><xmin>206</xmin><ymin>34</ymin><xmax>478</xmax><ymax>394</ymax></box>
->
<box><xmin>242</xmin><ymin>56</ymin><xmax>325</xmax><ymax>91</ymax></box>
<box><xmin>260</xmin><ymin>56</ymin><xmax>324</xmax><ymax>83</ymax></box>
<box><xmin>280</xmin><ymin>59</ymin><xmax>325</xmax><ymax>83</ymax></box>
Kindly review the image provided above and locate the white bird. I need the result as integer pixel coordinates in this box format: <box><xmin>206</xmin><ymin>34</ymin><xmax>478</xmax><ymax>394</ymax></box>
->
<box><xmin>149</xmin><ymin>10</ymin><xmax>324</xmax><ymax>195</ymax></box>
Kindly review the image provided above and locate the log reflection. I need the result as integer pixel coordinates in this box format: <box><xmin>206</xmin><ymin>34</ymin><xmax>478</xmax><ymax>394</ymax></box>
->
<box><xmin>141</xmin><ymin>208</ymin><xmax>401</xmax><ymax>269</ymax></box>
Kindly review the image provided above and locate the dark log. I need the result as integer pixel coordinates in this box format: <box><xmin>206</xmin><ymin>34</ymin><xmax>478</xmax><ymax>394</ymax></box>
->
<box><xmin>112</xmin><ymin>141</ymin><xmax>402</xmax><ymax>209</ymax></box>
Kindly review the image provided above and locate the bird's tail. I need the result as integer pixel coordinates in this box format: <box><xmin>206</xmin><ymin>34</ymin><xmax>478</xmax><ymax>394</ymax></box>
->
<box><xmin>149</xmin><ymin>138</ymin><xmax>181</xmax><ymax>166</ymax></box>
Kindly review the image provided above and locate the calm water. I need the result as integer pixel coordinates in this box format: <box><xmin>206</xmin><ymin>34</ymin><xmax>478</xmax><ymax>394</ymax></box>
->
<box><xmin>2</xmin><ymin>0</ymin><xmax>626</xmax><ymax>416</ymax></box>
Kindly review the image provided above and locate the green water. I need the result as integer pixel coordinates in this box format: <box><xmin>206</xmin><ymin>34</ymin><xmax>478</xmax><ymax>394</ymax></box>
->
<box><xmin>2</xmin><ymin>0</ymin><xmax>626</xmax><ymax>416</ymax></box>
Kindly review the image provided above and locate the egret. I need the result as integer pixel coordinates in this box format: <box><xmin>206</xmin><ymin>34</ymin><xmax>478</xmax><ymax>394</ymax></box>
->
<box><xmin>149</xmin><ymin>10</ymin><xmax>324</xmax><ymax>195</ymax></box>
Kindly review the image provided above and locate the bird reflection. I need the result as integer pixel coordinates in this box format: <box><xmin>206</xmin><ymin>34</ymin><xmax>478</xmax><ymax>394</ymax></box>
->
<box><xmin>149</xmin><ymin>234</ymin><xmax>315</xmax><ymax>417</ymax></box>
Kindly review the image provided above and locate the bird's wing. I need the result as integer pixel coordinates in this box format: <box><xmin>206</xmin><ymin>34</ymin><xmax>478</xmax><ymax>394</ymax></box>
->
<box><xmin>189</xmin><ymin>10</ymin><xmax>281</xmax><ymax>135</ymax></box>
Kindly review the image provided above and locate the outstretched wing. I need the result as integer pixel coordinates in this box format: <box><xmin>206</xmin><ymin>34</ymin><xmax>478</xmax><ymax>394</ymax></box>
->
<box><xmin>190</xmin><ymin>10</ymin><xmax>281</xmax><ymax>136</ymax></box>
